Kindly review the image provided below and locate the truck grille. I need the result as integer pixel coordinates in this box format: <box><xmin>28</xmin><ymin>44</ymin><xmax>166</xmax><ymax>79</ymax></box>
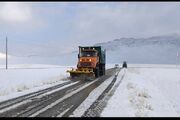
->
<box><xmin>80</xmin><ymin>62</ymin><xmax>91</xmax><ymax>67</ymax></box>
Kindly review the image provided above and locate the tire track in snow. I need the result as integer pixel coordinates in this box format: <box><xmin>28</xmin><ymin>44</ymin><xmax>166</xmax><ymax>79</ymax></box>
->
<box><xmin>0</xmin><ymin>80</ymin><xmax>81</xmax><ymax>117</ymax></box>
<box><xmin>33</xmin><ymin>68</ymin><xmax>117</xmax><ymax>117</ymax></box>
<box><xmin>0</xmin><ymin>80</ymin><xmax>73</xmax><ymax>111</ymax></box>
<box><xmin>82</xmin><ymin>67</ymin><xmax>125</xmax><ymax>117</ymax></box>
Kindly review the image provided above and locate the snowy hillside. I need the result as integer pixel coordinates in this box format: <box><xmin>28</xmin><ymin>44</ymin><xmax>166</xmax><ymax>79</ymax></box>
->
<box><xmin>0</xmin><ymin>53</ymin><xmax>6</xmax><ymax>59</ymax></box>
<box><xmin>0</xmin><ymin>52</ymin><xmax>77</xmax><ymax>66</ymax></box>
<box><xmin>95</xmin><ymin>34</ymin><xmax>180</xmax><ymax>64</ymax></box>
<box><xmin>1</xmin><ymin>34</ymin><xmax>180</xmax><ymax>65</ymax></box>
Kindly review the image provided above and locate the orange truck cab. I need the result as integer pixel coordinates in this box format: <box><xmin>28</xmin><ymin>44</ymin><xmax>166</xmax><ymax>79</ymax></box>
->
<box><xmin>77</xmin><ymin>49</ymin><xmax>99</xmax><ymax>68</ymax></box>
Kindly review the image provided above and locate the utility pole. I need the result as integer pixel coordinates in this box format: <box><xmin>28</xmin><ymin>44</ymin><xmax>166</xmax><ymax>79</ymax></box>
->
<box><xmin>6</xmin><ymin>36</ymin><xmax>8</xmax><ymax>69</ymax></box>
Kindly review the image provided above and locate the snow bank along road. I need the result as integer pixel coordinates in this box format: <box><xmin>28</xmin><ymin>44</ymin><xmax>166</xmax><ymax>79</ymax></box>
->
<box><xmin>0</xmin><ymin>67</ymin><xmax>122</xmax><ymax>117</ymax></box>
<box><xmin>101</xmin><ymin>66</ymin><xmax>180</xmax><ymax>117</ymax></box>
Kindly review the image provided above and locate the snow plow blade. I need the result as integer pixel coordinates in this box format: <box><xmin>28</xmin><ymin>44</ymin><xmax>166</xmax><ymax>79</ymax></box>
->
<box><xmin>67</xmin><ymin>68</ymin><xmax>95</xmax><ymax>81</ymax></box>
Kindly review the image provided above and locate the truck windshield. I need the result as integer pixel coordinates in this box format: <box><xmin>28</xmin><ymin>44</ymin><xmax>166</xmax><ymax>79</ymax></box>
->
<box><xmin>80</xmin><ymin>51</ymin><xmax>97</xmax><ymax>57</ymax></box>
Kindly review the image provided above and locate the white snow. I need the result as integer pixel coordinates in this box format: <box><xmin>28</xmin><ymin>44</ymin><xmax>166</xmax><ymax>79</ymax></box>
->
<box><xmin>0</xmin><ymin>63</ymin><xmax>180</xmax><ymax>117</ymax></box>
<box><xmin>0</xmin><ymin>64</ymin><xmax>71</xmax><ymax>102</ymax></box>
<box><xmin>0</xmin><ymin>52</ymin><xmax>10</xmax><ymax>59</ymax></box>
<box><xmin>101</xmin><ymin>65</ymin><xmax>180</xmax><ymax>117</ymax></box>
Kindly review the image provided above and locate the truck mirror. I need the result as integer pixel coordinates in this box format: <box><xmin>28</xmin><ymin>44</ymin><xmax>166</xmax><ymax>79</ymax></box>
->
<box><xmin>78</xmin><ymin>54</ymin><xmax>80</xmax><ymax>58</ymax></box>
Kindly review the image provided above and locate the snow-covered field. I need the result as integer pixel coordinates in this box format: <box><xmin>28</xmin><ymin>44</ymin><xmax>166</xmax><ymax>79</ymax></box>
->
<box><xmin>0</xmin><ymin>64</ymin><xmax>72</xmax><ymax>102</ymax></box>
<box><xmin>0</xmin><ymin>64</ymin><xmax>113</xmax><ymax>103</ymax></box>
<box><xmin>101</xmin><ymin>65</ymin><xmax>180</xmax><ymax>117</ymax></box>
<box><xmin>0</xmin><ymin>63</ymin><xmax>180</xmax><ymax>117</ymax></box>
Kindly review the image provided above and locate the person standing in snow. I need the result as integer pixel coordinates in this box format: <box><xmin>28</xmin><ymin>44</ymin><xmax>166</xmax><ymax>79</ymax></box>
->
<box><xmin>122</xmin><ymin>61</ymin><xmax>127</xmax><ymax>68</ymax></box>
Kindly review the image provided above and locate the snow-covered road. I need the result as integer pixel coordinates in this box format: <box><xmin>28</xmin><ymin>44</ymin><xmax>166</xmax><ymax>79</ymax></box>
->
<box><xmin>0</xmin><ymin>64</ymin><xmax>180</xmax><ymax>117</ymax></box>
<box><xmin>0</xmin><ymin>67</ymin><xmax>118</xmax><ymax>117</ymax></box>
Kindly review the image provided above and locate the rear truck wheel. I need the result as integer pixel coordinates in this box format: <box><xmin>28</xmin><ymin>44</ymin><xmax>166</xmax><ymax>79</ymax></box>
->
<box><xmin>99</xmin><ymin>64</ymin><xmax>102</xmax><ymax>76</ymax></box>
<box><xmin>99</xmin><ymin>63</ymin><xmax>105</xmax><ymax>76</ymax></box>
<box><xmin>94</xmin><ymin>64</ymin><xmax>99</xmax><ymax>78</ymax></box>
<box><xmin>100</xmin><ymin>64</ymin><xmax>103</xmax><ymax>76</ymax></box>
<box><xmin>102</xmin><ymin>64</ymin><xmax>105</xmax><ymax>75</ymax></box>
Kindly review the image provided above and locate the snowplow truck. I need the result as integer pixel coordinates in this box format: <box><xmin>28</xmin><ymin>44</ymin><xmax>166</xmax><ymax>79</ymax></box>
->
<box><xmin>67</xmin><ymin>46</ymin><xmax>106</xmax><ymax>80</ymax></box>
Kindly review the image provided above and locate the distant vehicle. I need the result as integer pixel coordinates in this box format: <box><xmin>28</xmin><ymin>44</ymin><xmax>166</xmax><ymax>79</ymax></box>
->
<box><xmin>122</xmin><ymin>61</ymin><xmax>127</xmax><ymax>68</ymax></box>
<box><xmin>115</xmin><ymin>64</ymin><xmax>119</xmax><ymax>68</ymax></box>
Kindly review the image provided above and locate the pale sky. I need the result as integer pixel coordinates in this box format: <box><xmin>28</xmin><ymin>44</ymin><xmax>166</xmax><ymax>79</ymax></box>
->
<box><xmin>0</xmin><ymin>2</ymin><xmax>180</xmax><ymax>55</ymax></box>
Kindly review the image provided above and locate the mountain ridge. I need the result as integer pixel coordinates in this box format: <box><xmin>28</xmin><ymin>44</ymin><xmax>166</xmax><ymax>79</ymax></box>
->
<box><xmin>1</xmin><ymin>34</ymin><xmax>180</xmax><ymax>65</ymax></box>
